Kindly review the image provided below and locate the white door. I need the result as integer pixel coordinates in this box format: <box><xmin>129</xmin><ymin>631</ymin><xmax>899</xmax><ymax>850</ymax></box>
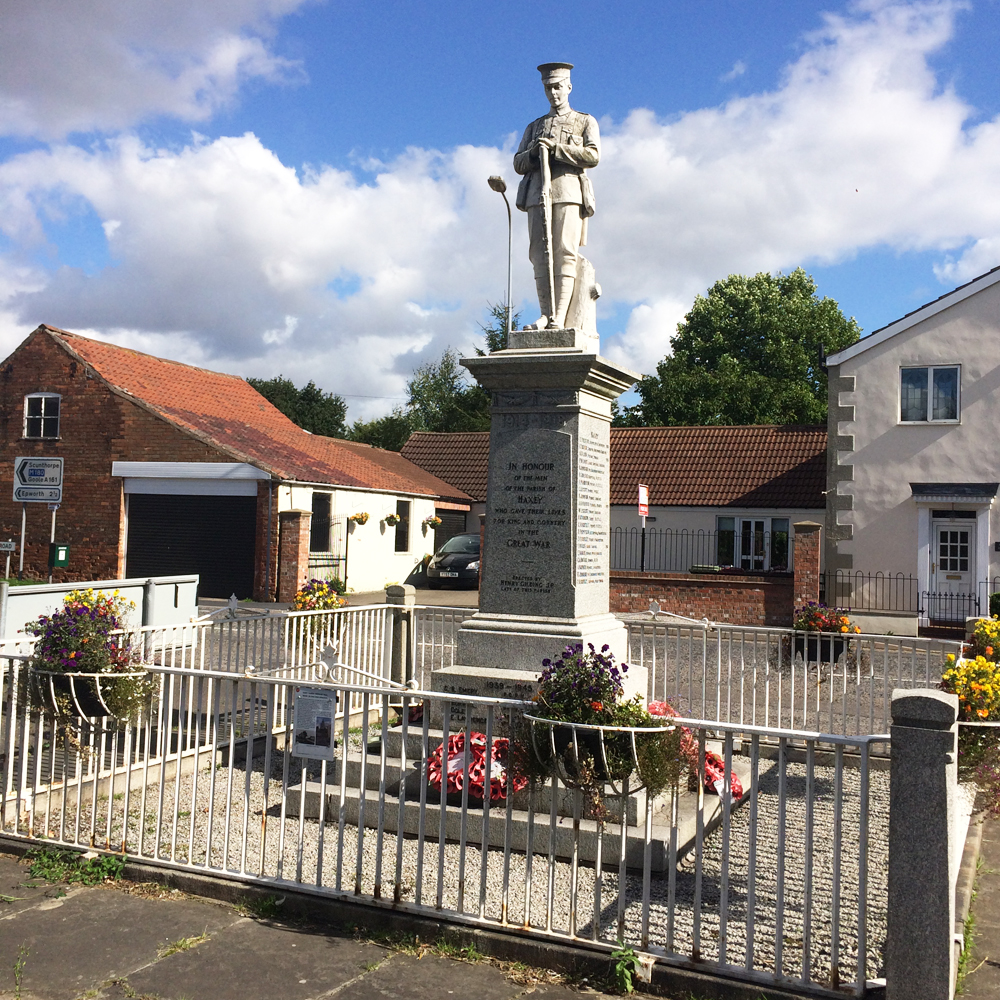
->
<box><xmin>931</xmin><ymin>522</ymin><xmax>975</xmax><ymax>621</ymax></box>
<box><xmin>739</xmin><ymin>519</ymin><xmax>765</xmax><ymax>572</ymax></box>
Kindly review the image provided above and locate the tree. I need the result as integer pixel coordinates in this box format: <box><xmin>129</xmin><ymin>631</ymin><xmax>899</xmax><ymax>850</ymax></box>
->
<box><xmin>475</xmin><ymin>301</ymin><xmax>520</xmax><ymax>355</ymax></box>
<box><xmin>619</xmin><ymin>269</ymin><xmax>861</xmax><ymax>427</ymax></box>
<box><xmin>347</xmin><ymin>408</ymin><xmax>418</xmax><ymax>451</ymax></box>
<box><xmin>347</xmin><ymin>303</ymin><xmax>520</xmax><ymax>451</ymax></box>
<box><xmin>247</xmin><ymin>375</ymin><xmax>348</xmax><ymax>437</ymax></box>
<box><xmin>406</xmin><ymin>349</ymin><xmax>491</xmax><ymax>433</ymax></box>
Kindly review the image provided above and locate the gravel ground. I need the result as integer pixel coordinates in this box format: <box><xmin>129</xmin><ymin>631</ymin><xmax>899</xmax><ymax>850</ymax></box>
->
<box><xmin>6</xmin><ymin>743</ymin><xmax>888</xmax><ymax>992</ymax></box>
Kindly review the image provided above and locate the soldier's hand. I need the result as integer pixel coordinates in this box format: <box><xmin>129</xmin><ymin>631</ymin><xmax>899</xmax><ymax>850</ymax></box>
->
<box><xmin>536</xmin><ymin>136</ymin><xmax>555</xmax><ymax>152</ymax></box>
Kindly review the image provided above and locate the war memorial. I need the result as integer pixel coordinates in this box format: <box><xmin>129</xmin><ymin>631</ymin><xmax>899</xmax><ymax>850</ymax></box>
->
<box><xmin>432</xmin><ymin>62</ymin><xmax>646</xmax><ymax>715</ymax></box>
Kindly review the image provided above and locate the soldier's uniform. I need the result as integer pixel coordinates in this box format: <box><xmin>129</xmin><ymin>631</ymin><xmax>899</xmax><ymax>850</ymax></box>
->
<box><xmin>513</xmin><ymin>104</ymin><xmax>600</xmax><ymax>327</ymax></box>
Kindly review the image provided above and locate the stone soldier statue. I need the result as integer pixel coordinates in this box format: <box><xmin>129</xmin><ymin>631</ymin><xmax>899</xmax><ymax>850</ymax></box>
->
<box><xmin>514</xmin><ymin>62</ymin><xmax>600</xmax><ymax>332</ymax></box>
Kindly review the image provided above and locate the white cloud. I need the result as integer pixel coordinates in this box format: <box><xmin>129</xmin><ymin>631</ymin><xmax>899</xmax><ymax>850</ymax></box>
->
<box><xmin>2</xmin><ymin>1</ymin><xmax>1000</xmax><ymax>411</ymax></box>
<box><xmin>720</xmin><ymin>60</ymin><xmax>747</xmax><ymax>82</ymax></box>
<box><xmin>0</xmin><ymin>0</ymin><xmax>306</xmax><ymax>139</ymax></box>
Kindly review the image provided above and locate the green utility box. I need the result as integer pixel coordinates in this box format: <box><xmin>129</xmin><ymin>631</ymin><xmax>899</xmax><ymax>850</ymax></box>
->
<box><xmin>48</xmin><ymin>543</ymin><xmax>70</xmax><ymax>567</ymax></box>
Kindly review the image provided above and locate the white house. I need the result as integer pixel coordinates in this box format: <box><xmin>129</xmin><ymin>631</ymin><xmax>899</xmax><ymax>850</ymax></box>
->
<box><xmin>825</xmin><ymin>264</ymin><xmax>1000</xmax><ymax>625</ymax></box>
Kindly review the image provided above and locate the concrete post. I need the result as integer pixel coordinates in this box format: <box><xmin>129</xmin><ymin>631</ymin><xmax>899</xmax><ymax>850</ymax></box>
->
<box><xmin>0</xmin><ymin>580</ymin><xmax>9</xmax><ymax>643</ymax></box>
<box><xmin>887</xmin><ymin>688</ymin><xmax>959</xmax><ymax>1000</ymax></box>
<box><xmin>386</xmin><ymin>584</ymin><xmax>416</xmax><ymax>686</ymax></box>
<box><xmin>792</xmin><ymin>520</ymin><xmax>822</xmax><ymax>611</ymax></box>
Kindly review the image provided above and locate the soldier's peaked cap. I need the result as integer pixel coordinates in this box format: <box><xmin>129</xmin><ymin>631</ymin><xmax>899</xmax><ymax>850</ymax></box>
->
<box><xmin>538</xmin><ymin>62</ymin><xmax>573</xmax><ymax>77</ymax></box>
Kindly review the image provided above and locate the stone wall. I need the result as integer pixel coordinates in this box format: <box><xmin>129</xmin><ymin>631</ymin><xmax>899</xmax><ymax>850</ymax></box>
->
<box><xmin>609</xmin><ymin>570</ymin><xmax>794</xmax><ymax>626</ymax></box>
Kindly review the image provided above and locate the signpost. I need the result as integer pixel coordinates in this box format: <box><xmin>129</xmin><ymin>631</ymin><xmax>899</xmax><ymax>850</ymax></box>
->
<box><xmin>638</xmin><ymin>483</ymin><xmax>649</xmax><ymax>572</ymax></box>
<box><xmin>0</xmin><ymin>539</ymin><xmax>15</xmax><ymax>580</ymax></box>
<box><xmin>12</xmin><ymin>457</ymin><xmax>64</xmax><ymax>580</ymax></box>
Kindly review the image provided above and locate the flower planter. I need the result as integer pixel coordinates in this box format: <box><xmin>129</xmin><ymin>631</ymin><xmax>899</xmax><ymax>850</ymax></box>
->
<box><xmin>793</xmin><ymin>634</ymin><xmax>848</xmax><ymax>663</ymax></box>
<box><xmin>523</xmin><ymin>714</ymin><xmax>676</xmax><ymax>793</ymax></box>
<box><xmin>30</xmin><ymin>669</ymin><xmax>149</xmax><ymax>719</ymax></box>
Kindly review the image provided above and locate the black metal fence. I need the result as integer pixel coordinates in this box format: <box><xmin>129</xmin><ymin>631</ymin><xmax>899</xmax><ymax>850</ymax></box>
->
<box><xmin>610</xmin><ymin>527</ymin><xmax>788</xmax><ymax>574</ymax></box>
<box><xmin>823</xmin><ymin>570</ymin><xmax>983</xmax><ymax>622</ymax></box>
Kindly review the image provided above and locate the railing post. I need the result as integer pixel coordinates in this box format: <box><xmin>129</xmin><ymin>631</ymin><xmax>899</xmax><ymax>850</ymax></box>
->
<box><xmin>386</xmin><ymin>584</ymin><xmax>415</xmax><ymax>686</ymax></box>
<box><xmin>887</xmin><ymin>688</ymin><xmax>959</xmax><ymax>1000</ymax></box>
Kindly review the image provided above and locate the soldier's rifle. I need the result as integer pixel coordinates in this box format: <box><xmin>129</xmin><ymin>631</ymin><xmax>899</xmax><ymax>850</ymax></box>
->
<box><xmin>539</xmin><ymin>143</ymin><xmax>555</xmax><ymax>328</ymax></box>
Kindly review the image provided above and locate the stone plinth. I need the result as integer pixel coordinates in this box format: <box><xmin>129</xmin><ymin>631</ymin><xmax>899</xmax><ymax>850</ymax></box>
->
<box><xmin>430</xmin><ymin>661</ymin><xmax>648</xmax><ymax>728</ymax></box>
<box><xmin>457</xmin><ymin>342</ymin><xmax>637</xmax><ymax>676</ymax></box>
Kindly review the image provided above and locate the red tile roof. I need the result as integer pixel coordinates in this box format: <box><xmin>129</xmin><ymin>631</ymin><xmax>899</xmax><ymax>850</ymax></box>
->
<box><xmin>41</xmin><ymin>326</ymin><xmax>470</xmax><ymax>500</ymax></box>
<box><xmin>403</xmin><ymin>425</ymin><xmax>827</xmax><ymax>508</ymax></box>
<box><xmin>401</xmin><ymin>432</ymin><xmax>490</xmax><ymax>501</ymax></box>
<box><xmin>609</xmin><ymin>425</ymin><xmax>827</xmax><ymax>508</ymax></box>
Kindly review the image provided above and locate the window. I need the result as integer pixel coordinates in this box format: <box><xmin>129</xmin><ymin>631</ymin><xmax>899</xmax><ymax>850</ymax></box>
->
<box><xmin>900</xmin><ymin>366</ymin><xmax>959</xmax><ymax>422</ymax></box>
<box><xmin>394</xmin><ymin>500</ymin><xmax>410</xmax><ymax>553</ymax></box>
<box><xmin>716</xmin><ymin>516</ymin><xmax>790</xmax><ymax>571</ymax></box>
<box><xmin>310</xmin><ymin>492</ymin><xmax>332</xmax><ymax>551</ymax></box>
<box><xmin>24</xmin><ymin>393</ymin><xmax>60</xmax><ymax>438</ymax></box>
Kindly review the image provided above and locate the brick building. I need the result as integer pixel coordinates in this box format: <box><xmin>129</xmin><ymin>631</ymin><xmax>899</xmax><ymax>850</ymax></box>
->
<box><xmin>0</xmin><ymin>326</ymin><xmax>469</xmax><ymax>599</ymax></box>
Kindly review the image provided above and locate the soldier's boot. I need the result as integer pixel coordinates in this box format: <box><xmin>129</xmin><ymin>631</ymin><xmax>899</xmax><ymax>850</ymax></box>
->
<box><xmin>527</xmin><ymin>273</ymin><xmax>552</xmax><ymax>329</ymax></box>
<box><xmin>548</xmin><ymin>275</ymin><xmax>576</xmax><ymax>329</ymax></box>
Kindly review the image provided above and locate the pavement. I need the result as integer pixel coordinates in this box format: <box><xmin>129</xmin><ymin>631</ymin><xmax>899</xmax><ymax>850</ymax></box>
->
<box><xmin>345</xmin><ymin>587</ymin><xmax>479</xmax><ymax>608</ymax></box>
<box><xmin>0</xmin><ymin>850</ymin><xmax>614</xmax><ymax>1000</ymax></box>
<box><xmin>962</xmin><ymin>817</ymin><xmax>1000</xmax><ymax>998</ymax></box>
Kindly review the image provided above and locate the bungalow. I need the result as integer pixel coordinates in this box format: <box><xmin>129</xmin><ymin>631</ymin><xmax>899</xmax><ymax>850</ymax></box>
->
<box><xmin>0</xmin><ymin>326</ymin><xmax>470</xmax><ymax>599</ymax></box>
<box><xmin>402</xmin><ymin>424</ymin><xmax>827</xmax><ymax>574</ymax></box>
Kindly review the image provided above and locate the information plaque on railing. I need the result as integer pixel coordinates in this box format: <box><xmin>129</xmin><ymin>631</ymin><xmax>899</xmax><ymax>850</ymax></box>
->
<box><xmin>292</xmin><ymin>686</ymin><xmax>337</xmax><ymax>760</ymax></box>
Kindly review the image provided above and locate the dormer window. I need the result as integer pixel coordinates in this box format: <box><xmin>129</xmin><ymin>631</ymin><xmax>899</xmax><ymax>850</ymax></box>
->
<box><xmin>24</xmin><ymin>393</ymin><xmax>60</xmax><ymax>438</ymax></box>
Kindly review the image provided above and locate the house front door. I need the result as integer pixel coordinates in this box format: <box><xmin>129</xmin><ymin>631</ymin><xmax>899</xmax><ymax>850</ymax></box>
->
<box><xmin>930</xmin><ymin>521</ymin><xmax>976</xmax><ymax>621</ymax></box>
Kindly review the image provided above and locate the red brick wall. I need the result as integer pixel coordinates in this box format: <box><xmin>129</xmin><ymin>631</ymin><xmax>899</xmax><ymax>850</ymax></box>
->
<box><xmin>610</xmin><ymin>571</ymin><xmax>794</xmax><ymax>627</ymax></box>
<box><xmin>277</xmin><ymin>510</ymin><xmax>311</xmax><ymax>602</ymax></box>
<box><xmin>792</xmin><ymin>521</ymin><xmax>822</xmax><ymax>611</ymax></box>
<box><xmin>254</xmin><ymin>480</ymin><xmax>279</xmax><ymax>601</ymax></box>
<box><xmin>0</xmin><ymin>330</ymin><xmax>274</xmax><ymax>588</ymax></box>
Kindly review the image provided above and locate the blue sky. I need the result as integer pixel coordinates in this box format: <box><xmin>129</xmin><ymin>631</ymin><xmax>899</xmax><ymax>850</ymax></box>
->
<box><xmin>1</xmin><ymin>0</ymin><xmax>999</xmax><ymax>416</ymax></box>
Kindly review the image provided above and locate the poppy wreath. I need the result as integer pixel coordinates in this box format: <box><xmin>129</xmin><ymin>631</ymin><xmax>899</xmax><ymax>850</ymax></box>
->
<box><xmin>426</xmin><ymin>731</ymin><xmax>528</xmax><ymax>801</ymax></box>
<box><xmin>648</xmin><ymin>701</ymin><xmax>744</xmax><ymax>799</ymax></box>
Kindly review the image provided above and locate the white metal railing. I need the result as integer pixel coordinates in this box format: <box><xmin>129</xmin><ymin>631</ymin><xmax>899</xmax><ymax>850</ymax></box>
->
<box><xmin>626</xmin><ymin>620</ymin><xmax>963</xmax><ymax>737</ymax></box>
<box><xmin>411</xmin><ymin>605</ymin><xmax>468</xmax><ymax>685</ymax></box>
<box><xmin>0</xmin><ymin>657</ymin><xmax>887</xmax><ymax>997</ymax></box>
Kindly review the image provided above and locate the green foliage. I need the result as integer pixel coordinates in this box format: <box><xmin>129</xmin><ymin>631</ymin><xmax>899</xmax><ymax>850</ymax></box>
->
<box><xmin>620</xmin><ymin>268</ymin><xmax>861</xmax><ymax>427</ymax></box>
<box><xmin>25</xmin><ymin>847</ymin><xmax>125</xmax><ymax>885</ymax></box>
<box><xmin>610</xmin><ymin>942</ymin><xmax>638</xmax><ymax>994</ymax></box>
<box><xmin>991</xmin><ymin>593</ymin><xmax>1000</xmax><ymax>619</ymax></box>
<box><xmin>474</xmin><ymin>301</ymin><xmax>520</xmax><ymax>354</ymax></box>
<box><xmin>247</xmin><ymin>375</ymin><xmax>348</xmax><ymax>437</ymax></box>
<box><xmin>237</xmin><ymin>892</ymin><xmax>284</xmax><ymax>919</ymax></box>
<box><xmin>406</xmin><ymin>348</ymin><xmax>491</xmax><ymax>433</ymax></box>
<box><xmin>347</xmin><ymin>408</ymin><xmax>418</xmax><ymax>451</ymax></box>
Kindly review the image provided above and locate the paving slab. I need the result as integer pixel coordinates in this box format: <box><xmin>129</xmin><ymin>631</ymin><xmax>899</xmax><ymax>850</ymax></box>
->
<box><xmin>0</xmin><ymin>853</ymin><xmax>74</xmax><ymax>917</ymax></box>
<box><xmin>962</xmin><ymin>817</ymin><xmax>1000</xmax><ymax>998</ymax></box>
<box><xmin>335</xmin><ymin>952</ymin><xmax>523</xmax><ymax>1000</ymax></box>
<box><xmin>125</xmin><ymin>916</ymin><xmax>387</xmax><ymax>1000</ymax></box>
<box><xmin>0</xmin><ymin>884</ymin><xmax>238</xmax><ymax>1000</ymax></box>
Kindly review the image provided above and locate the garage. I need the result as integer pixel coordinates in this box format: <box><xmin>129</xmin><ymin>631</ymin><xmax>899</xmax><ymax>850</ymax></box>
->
<box><xmin>125</xmin><ymin>492</ymin><xmax>258</xmax><ymax>598</ymax></box>
<box><xmin>115</xmin><ymin>462</ymin><xmax>269</xmax><ymax>600</ymax></box>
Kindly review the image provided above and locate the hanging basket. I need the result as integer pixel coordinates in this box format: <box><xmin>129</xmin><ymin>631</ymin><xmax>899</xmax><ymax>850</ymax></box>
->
<box><xmin>29</xmin><ymin>668</ymin><xmax>150</xmax><ymax>719</ymax></box>
<box><xmin>793</xmin><ymin>634</ymin><xmax>848</xmax><ymax>663</ymax></box>
<box><xmin>522</xmin><ymin>714</ymin><xmax>678</xmax><ymax>796</ymax></box>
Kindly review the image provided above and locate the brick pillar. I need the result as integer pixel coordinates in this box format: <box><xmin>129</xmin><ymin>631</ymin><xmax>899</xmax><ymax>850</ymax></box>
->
<box><xmin>793</xmin><ymin>520</ymin><xmax>822</xmax><ymax>611</ymax></box>
<box><xmin>277</xmin><ymin>510</ymin><xmax>312</xmax><ymax>603</ymax></box>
